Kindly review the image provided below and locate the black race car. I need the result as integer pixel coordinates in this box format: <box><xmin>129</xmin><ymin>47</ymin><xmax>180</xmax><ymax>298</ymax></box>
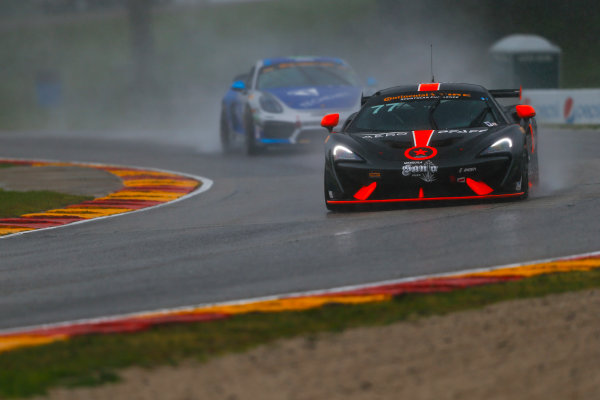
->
<box><xmin>321</xmin><ymin>82</ymin><xmax>538</xmax><ymax>211</ymax></box>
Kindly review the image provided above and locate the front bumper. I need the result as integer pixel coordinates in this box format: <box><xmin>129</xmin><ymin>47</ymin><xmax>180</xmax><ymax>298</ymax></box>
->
<box><xmin>255</xmin><ymin>110</ymin><xmax>355</xmax><ymax>145</ymax></box>
<box><xmin>326</xmin><ymin>155</ymin><xmax>524</xmax><ymax>203</ymax></box>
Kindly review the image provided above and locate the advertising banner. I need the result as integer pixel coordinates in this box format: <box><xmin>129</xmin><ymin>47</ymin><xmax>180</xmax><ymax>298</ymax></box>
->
<box><xmin>522</xmin><ymin>89</ymin><xmax>600</xmax><ymax>124</ymax></box>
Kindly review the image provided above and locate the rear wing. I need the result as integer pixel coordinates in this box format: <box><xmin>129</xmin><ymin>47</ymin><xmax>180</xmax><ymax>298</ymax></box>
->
<box><xmin>489</xmin><ymin>87</ymin><xmax>522</xmax><ymax>100</ymax></box>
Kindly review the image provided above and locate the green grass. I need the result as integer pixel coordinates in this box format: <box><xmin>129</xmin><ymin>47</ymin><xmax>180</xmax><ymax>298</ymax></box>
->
<box><xmin>1</xmin><ymin>269</ymin><xmax>600</xmax><ymax>398</ymax></box>
<box><xmin>0</xmin><ymin>189</ymin><xmax>92</xmax><ymax>218</ymax></box>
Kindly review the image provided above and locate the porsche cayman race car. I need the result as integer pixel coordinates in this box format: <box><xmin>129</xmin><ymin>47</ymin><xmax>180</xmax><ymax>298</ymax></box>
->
<box><xmin>321</xmin><ymin>82</ymin><xmax>538</xmax><ymax>211</ymax></box>
<box><xmin>220</xmin><ymin>57</ymin><xmax>365</xmax><ymax>155</ymax></box>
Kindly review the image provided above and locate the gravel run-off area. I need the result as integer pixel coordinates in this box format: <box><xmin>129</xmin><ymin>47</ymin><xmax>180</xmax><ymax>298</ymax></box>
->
<box><xmin>34</xmin><ymin>289</ymin><xmax>600</xmax><ymax>400</ymax></box>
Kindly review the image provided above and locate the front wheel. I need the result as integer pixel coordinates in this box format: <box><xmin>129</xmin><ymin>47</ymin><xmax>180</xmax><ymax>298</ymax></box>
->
<box><xmin>244</xmin><ymin>111</ymin><xmax>260</xmax><ymax>156</ymax></box>
<box><xmin>519</xmin><ymin>151</ymin><xmax>530</xmax><ymax>200</ymax></box>
<box><xmin>220</xmin><ymin>110</ymin><xmax>233</xmax><ymax>154</ymax></box>
<box><xmin>529</xmin><ymin>151</ymin><xmax>539</xmax><ymax>186</ymax></box>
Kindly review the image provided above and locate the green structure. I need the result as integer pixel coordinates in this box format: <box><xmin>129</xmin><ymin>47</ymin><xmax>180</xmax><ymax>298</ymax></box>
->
<box><xmin>490</xmin><ymin>34</ymin><xmax>561</xmax><ymax>89</ymax></box>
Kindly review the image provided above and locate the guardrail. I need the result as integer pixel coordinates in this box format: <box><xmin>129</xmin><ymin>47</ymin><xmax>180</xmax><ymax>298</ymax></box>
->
<box><xmin>522</xmin><ymin>88</ymin><xmax>600</xmax><ymax>124</ymax></box>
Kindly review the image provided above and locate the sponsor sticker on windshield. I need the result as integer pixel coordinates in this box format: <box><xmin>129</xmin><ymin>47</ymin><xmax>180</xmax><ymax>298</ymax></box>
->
<box><xmin>265</xmin><ymin>62</ymin><xmax>338</xmax><ymax>72</ymax></box>
<box><xmin>383</xmin><ymin>92</ymin><xmax>472</xmax><ymax>102</ymax></box>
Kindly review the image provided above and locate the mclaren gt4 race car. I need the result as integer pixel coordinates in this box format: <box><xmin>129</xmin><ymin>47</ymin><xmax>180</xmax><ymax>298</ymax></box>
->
<box><xmin>321</xmin><ymin>83</ymin><xmax>538</xmax><ymax>211</ymax></box>
<box><xmin>220</xmin><ymin>57</ymin><xmax>365</xmax><ymax>155</ymax></box>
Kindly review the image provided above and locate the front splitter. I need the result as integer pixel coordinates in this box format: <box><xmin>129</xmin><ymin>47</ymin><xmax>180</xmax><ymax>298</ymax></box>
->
<box><xmin>327</xmin><ymin>192</ymin><xmax>524</xmax><ymax>204</ymax></box>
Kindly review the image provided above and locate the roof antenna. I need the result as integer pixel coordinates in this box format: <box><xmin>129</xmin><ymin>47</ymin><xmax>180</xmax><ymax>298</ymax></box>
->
<box><xmin>430</xmin><ymin>44</ymin><xmax>435</xmax><ymax>83</ymax></box>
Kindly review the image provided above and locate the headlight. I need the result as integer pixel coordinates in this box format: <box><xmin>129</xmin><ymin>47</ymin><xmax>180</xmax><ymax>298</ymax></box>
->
<box><xmin>480</xmin><ymin>138</ymin><xmax>513</xmax><ymax>156</ymax></box>
<box><xmin>259</xmin><ymin>93</ymin><xmax>283</xmax><ymax>113</ymax></box>
<box><xmin>332</xmin><ymin>145</ymin><xmax>364</xmax><ymax>162</ymax></box>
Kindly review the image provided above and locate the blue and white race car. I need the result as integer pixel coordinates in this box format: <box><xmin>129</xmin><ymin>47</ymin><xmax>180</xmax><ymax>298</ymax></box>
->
<box><xmin>220</xmin><ymin>57</ymin><xmax>366</xmax><ymax>154</ymax></box>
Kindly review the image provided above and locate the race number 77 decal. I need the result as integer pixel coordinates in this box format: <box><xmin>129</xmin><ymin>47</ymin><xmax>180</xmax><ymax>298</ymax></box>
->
<box><xmin>371</xmin><ymin>103</ymin><xmax>402</xmax><ymax>114</ymax></box>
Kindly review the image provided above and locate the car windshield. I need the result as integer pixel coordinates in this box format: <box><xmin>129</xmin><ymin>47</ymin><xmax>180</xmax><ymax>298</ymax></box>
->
<box><xmin>256</xmin><ymin>62</ymin><xmax>360</xmax><ymax>90</ymax></box>
<box><xmin>347</xmin><ymin>92</ymin><xmax>501</xmax><ymax>132</ymax></box>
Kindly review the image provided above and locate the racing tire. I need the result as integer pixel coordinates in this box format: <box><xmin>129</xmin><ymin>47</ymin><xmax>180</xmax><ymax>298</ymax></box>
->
<box><xmin>526</xmin><ymin>125</ymin><xmax>539</xmax><ymax>186</ymax></box>
<box><xmin>244</xmin><ymin>110</ymin><xmax>260</xmax><ymax>156</ymax></box>
<box><xmin>220</xmin><ymin>110</ymin><xmax>234</xmax><ymax>154</ymax></box>
<box><xmin>529</xmin><ymin>151</ymin><xmax>539</xmax><ymax>186</ymax></box>
<box><xmin>519</xmin><ymin>151</ymin><xmax>530</xmax><ymax>200</ymax></box>
<box><xmin>529</xmin><ymin>156</ymin><xmax>540</xmax><ymax>187</ymax></box>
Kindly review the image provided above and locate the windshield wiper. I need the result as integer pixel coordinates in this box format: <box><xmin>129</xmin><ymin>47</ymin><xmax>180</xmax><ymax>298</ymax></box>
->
<box><xmin>469</xmin><ymin>106</ymin><xmax>492</xmax><ymax>127</ymax></box>
<box><xmin>428</xmin><ymin>98</ymin><xmax>441</xmax><ymax>130</ymax></box>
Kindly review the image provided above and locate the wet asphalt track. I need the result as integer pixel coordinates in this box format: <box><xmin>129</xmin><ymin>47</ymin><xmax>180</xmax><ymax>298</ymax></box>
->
<box><xmin>0</xmin><ymin>128</ymin><xmax>599</xmax><ymax>330</ymax></box>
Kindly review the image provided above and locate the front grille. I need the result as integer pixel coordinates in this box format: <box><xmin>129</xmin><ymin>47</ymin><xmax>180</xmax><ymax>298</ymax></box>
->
<box><xmin>262</xmin><ymin>121</ymin><xmax>295</xmax><ymax>139</ymax></box>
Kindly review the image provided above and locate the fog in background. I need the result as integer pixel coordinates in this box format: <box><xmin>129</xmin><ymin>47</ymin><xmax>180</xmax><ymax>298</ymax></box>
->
<box><xmin>0</xmin><ymin>0</ymin><xmax>596</xmax><ymax>153</ymax></box>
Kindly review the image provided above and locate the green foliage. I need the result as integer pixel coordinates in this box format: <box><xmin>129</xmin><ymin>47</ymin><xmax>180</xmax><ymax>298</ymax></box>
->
<box><xmin>1</xmin><ymin>0</ymin><xmax>596</xmax><ymax>132</ymax></box>
<box><xmin>0</xmin><ymin>0</ymin><xmax>374</xmax><ymax>132</ymax></box>
<box><xmin>1</xmin><ymin>269</ymin><xmax>599</xmax><ymax>398</ymax></box>
<box><xmin>0</xmin><ymin>189</ymin><xmax>91</xmax><ymax>218</ymax></box>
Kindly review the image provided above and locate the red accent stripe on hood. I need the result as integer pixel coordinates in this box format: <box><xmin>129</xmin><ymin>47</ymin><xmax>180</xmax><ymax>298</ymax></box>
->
<box><xmin>412</xmin><ymin>130</ymin><xmax>434</xmax><ymax>147</ymax></box>
<box><xmin>418</xmin><ymin>83</ymin><xmax>440</xmax><ymax>91</ymax></box>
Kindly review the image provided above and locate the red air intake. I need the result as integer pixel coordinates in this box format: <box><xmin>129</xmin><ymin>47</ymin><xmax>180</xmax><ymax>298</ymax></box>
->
<box><xmin>354</xmin><ymin>182</ymin><xmax>377</xmax><ymax>201</ymax></box>
<box><xmin>466</xmin><ymin>178</ymin><xmax>493</xmax><ymax>195</ymax></box>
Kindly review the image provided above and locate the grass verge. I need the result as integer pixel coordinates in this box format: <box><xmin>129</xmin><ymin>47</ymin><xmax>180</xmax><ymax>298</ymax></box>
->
<box><xmin>1</xmin><ymin>269</ymin><xmax>600</xmax><ymax>398</ymax></box>
<box><xmin>0</xmin><ymin>189</ymin><xmax>92</xmax><ymax>218</ymax></box>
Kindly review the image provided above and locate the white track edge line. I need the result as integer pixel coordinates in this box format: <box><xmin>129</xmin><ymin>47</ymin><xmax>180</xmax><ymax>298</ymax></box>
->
<box><xmin>0</xmin><ymin>157</ymin><xmax>213</xmax><ymax>240</ymax></box>
<box><xmin>1</xmin><ymin>248</ymin><xmax>599</xmax><ymax>336</ymax></box>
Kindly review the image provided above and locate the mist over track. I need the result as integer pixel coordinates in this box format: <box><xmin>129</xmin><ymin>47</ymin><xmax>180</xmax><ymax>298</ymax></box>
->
<box><xmin>0</xmin><ymin>127</ymin><xmax>599</xmax><ymax>330</ymax></box>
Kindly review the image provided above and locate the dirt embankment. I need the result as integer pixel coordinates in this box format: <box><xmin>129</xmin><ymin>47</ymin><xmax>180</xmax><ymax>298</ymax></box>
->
<box><xmin>35</xmin><ymin>289</ymin><xmax>600</xmax><ymax>400</ymax></box>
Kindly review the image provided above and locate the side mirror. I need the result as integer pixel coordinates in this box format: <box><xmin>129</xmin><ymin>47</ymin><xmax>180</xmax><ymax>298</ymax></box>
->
<box><xmin>516</xmin><ymin>104</ymin><xmax>536</xmax><ymax>119</ymax></box>
<box><xmin>231</xmin><ymin>80</ymin><xmax>246</xmax><ymax>91</ymax></box>
<box><xmin>321</xmin><ymin>113</ymin><xmax>340</xmax><ymax>133</ymax></box>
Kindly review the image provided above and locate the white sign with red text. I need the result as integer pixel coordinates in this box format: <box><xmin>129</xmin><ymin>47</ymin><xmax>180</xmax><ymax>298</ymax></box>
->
<box><xmin>522</xmin><ymin>89</ymin><xmax>600</xmax><ymax>125</ymax></box>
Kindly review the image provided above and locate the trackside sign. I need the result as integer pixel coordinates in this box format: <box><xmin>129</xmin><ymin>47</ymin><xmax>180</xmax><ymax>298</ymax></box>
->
<box><xmin>522</xmin><ymin>89</ymin><xmax>600</xmax><ymax>124</ymax></box>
